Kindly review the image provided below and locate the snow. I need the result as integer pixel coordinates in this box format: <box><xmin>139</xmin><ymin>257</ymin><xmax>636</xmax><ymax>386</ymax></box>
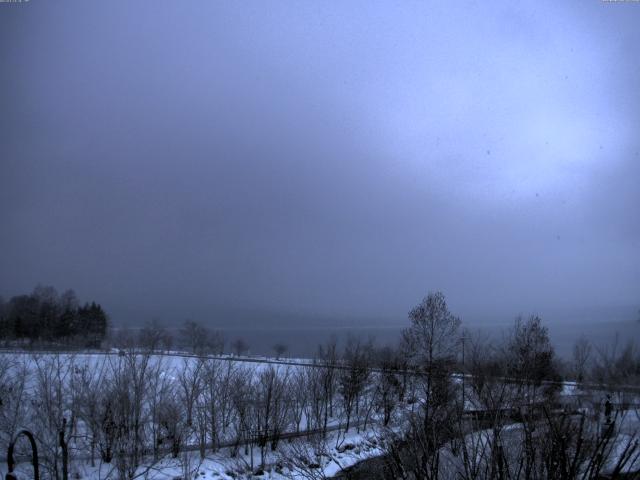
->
<box><xmin>0</xmin><ymin>428</ymin><xmax>382</xmax><ymax>479</ymax></box>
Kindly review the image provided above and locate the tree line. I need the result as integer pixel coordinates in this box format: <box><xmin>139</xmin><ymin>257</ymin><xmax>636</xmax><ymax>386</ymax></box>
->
<box><xmin>0</xmin><ymin>292</ymin><xmax>638</xmax><ymax>479</ymax></box>
<box><xmin>0</xmin><ymin>285</ymin><xmax>108</xmax><ymax>347</ymax></box>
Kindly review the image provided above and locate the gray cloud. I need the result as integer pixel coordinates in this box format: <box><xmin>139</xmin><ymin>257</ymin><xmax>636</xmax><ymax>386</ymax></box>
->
<box><xmin>1</xmin><ymin>0</ymin><xmax>638</xmax><ymax>327</ymax></box>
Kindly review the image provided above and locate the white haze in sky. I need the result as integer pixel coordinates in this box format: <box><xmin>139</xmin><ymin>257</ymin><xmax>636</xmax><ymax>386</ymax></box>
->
<box><xmin>0</xmin><ymin>1</ymin><xmax>638</xmax><ymax>326</ymax></box>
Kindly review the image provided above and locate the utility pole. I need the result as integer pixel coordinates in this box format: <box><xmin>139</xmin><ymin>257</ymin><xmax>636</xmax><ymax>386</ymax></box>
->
<box><xmin>461</xmin><ymin>331</ymin><xmax>465</xmax><ymax>414</ymax></box>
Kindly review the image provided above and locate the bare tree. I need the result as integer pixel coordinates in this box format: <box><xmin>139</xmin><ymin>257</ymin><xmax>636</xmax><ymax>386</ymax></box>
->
<box><xmin>145</xmin><ymin>354</ymin><xmax>173</xmax><ymax>461</ymax></box>
<box><xmin>232</xmin><ymin>337</ymin><xmax>250</xmax><ymax>357</ymax></box>
<box><xmin>107</xmin><ymin>349</ymin><xmax>152</xmax><ymax>479</ymax></box>
<box><xmin>201</xmin><ymin>359</ymin><xmax>237</xmax><ymax>450</ymax></box>
<box><xmin>0</xmin><ymin>356</ymin><xmax>29</xmax><ymax>452</ymax></box>
<box><xmin>592</xmin><ymin>336</ymin><xmax>640</xmax><ymax>388</ymax></box>
<box><xmin>505</xmin><ymin>315</ymin><xmax>558</xmax><ymax>392</ymax></box>
<box><xmin>178</xmin><ymin>358</ymin><xmax>204</xmax><ymax>428</ymax></box>
<box><xmin>76</xmin><ymin>357</ymin><xmax>111</xmax><ymax>467</ymax></box>
<box><xmin>304</xmin><ymin>364</ymin><xmax>328</xmax><ymax>435</ymax></box>
<box><xmin>157</xmin><ymin>391</ymin><xmax>185</xmax><ymax>458</ymax></box>
<box><xmin>451</xmin><ymin>331</ymin><xmax>515</xmax><ymax>480</ymax></box>
<box><xmin>178</xmin><ymin>450</ymin><xmax>205</xmax><ymax>480</ymax></box>
<box><xmin>591</xmin><ymin>336</ymin><xmax>640</xmax><ymax>431</ymax></box>
<box><xmin>208</xmin><ymin>329</ymin><xmax>226</xmax><ymax>355</ymax></box>
<box><xmin>273</xmin><ymin>343</ymin><xmax>288</xmax><ymax>360</ymax></box>
<box><xmin>230</xmin><ymin>366</ymin><xmax>255</xmax><ymax>458</ymax></box>
<box><xmin>398</xmin><ymin>292</ymin><xmax>461</xmax><ymax>479</ymax></box>
<box><xmin>337</xmin><ymin>337</ymin><xmax>372</xmax><ymax>441</ymax></box>
<box><xmin>572</xmin><ymin>335</ymin><xmax>592</xmax><ymax>383</ymax></box>
<box><xmin>373</xmin><ymin>346</ymin><xmax>403</xmax><ymax>426</ymax></box>
<box><xmin>139</xmin><ymin>319</ymin><xmax>173</xmax><ymax>353</ymax></box>
<box><xmin>31</xmin><ymin>353</ymin><xmax>79</xmax><ymax>480</ymax></box>
<box><xmin>253</xmin><ymin>365</ymin><xmax>291</xmax><ymax>467</ymax></box>
<box><xmin>316</xmin><ymin>337</ymin><xmax>339</xmax><ymax>436</ymax></box>
<box><xmin>279</xmin><ymin>435</ymin><xmax>348</xmax><ymax>480</ymax></box>
<box><xmin>178</xmin><ymin>319</ymin><xmax>224</xmax><ymax>355</ymax></box>
<box><xmin>289</xmin><ymin>368</ymin><xmax>309</xmax><ymax>434</ymax></box>
<box><xmin>109</xmin><ymin>328</ymin><xmax>138</xmax><ymax>351</ymax></box>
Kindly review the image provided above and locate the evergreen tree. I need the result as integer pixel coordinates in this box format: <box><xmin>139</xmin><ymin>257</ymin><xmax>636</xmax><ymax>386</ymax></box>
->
<box><xmin>0</xmin><ymin>286</ymin><xmax>108</xmax><ymax>347</ymax></box>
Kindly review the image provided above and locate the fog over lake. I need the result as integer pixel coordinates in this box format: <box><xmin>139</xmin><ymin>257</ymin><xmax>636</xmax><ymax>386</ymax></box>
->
<box><xmin>125</xmin><ymin>303</ymin><xmax>638</xmax><ymax>359</ymax></box>
<box><xmin>211</xmin><ymin>321</ymin><xmax>640</xmax><ymax>359</ymax></box>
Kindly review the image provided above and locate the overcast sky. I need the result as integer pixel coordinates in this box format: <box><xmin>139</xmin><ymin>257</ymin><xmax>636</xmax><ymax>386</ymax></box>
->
<box><xmin>1</xmin><ymin>1</ymin><xmax>638</xmax><ymax>326</ymax></box>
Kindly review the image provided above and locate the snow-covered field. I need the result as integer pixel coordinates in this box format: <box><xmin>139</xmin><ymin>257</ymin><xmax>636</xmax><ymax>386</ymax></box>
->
<box><xmin>2</xmin><ymin>429</ymin><xmax>383</xmax><ymax>480</ymax></box>
<box><xmin>0</xmin><ymin>351</ymin><xmax>392</xmax><ymax>479</ymax></box>
<box><xmin>1</xmin><ymin>351</ymin><xmax>638</xmax><ymax>479</ymax></box>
